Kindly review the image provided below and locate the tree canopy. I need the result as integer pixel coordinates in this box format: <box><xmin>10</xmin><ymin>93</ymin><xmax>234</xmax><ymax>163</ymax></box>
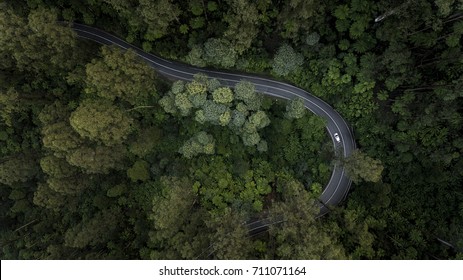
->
<box><xmin>1</xmin><ymin>0</ymin><xmax>462</xmax><ymax>261</ymax></box>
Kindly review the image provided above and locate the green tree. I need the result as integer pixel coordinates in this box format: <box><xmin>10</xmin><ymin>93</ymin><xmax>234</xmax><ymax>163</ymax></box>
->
<box><xmin>150</xmin><ymin>176</ymin><xmax>196</xmax><ymax>239</ymax></box>
<box><xmin>0</xmin><ymin>6</ymin><xmax>77</xmax><ymax>74</ymax></box>
<box><xmin>212</xmin><ymin>87</ymin><xmax>234</xmax><ymax>104</ymax></box>
<box><xmin>137</xmin><ymin>0</ymin><xmax>180</xmax><ymax>40</ymax></box>
<box><xmin>41</xmin><ymin>122</ymin><xmax>83</xmax><ymax>157</ymax></box>
<box><xmin>0</xmin><ymin>88</ymin><xmax>28</xmax><ymax>127</ymax></box>
<box><xmin>268</xmin><ymin>174</ymin><xmax>346</xmax><ymax>259</ymax></box>
<box><xmin>69</xmin><ymin>98</ymin><xmax>134</xmax><ymax>146</ymax></box>
<box><xmin>127</xmin><ymin>160</ymin><xmax>150</xmax><ymax>182</ymax></box>
<box><xmin>40</xmin><ymin>155</ymin><xmax>78</xmax><ymax>178</ymax></box>
<box><xmin>234</xmin><ymin>80</ymin><xmax>262</xmax><ymax>111</ymax></box>
<box><xmin>179</xmin><ymin>131</ymin><xmax>215</xmax><ymax>159</ymax></box>
<box><xmin>343</xmin><ymin>149</ymin><xmax>384</xmax><ymax>183</ymax></box>
<box><xmin>129</xmin><ymin>127</ymin><xmax>162</xmax><ymax>157</ymax></box>
<box><xmin>223</xmin><ymin>0</ymin><xmax>260</xmax><ymax>54</ymax></box>
<box><xmin>84</xmin><ymin>46</ymin><xmax>158</xmax><ymax>106</ymax></box>
<box><xmin>272</xmin><ymin>44</ymin><xmax>304</xmax><ymax>77</ymax></box>
<box><xmin>0</xmin><ymin>154</ymin><xmax>39</xmax><ymax>186</ymax></box>
<box><xmin>46</xmin><ymin>176</ymin><xmax>91</xmax><ymax>195</ymax></box>
<box><xmin>66</xmin><ymin>145</ymin><xmax>126</xmax><ymax>174</ymax></box>
<box><xmin>285</xmin><ymin>97</ymin><xmax>306</xmax><ymax>119</ymax></box>
<box><xmin>64</xmin><ymin>207</ymin><xmax>120</xmax><ymax>248</ymax></box>
<box><xmin>206</xmin><ymin>208</ymin><xmax>252</xmax><ymax>259</ymax></box>
<box><xmin>185</xmin><ymin>45</ymin><xmax>206</xmax><ymax>67</ymax></box>
<box><xmin>203</xmin><ymin>38</ymin><xmax>237</xmax><ymax>68</ymax></box>
<box><xmin>149</xmin><ymin>176</ymin><xmax>208</xmax><ymax>259</ymax></box>
<box><xmin>277</xmin><ymin>0</ymin><xmax>321</xmax><ymax>41</ymax></box>
<box><xmin>33</xmin><ymin>182</ymin><xmax>68</xmax><ymax>210</ymax></box>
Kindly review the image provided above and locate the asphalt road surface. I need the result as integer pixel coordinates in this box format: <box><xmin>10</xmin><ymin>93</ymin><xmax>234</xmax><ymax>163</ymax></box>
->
<box><xmin>71</xmin><ymin>23</ymin><xmax>356</xmax><ymax>218</ymax></box>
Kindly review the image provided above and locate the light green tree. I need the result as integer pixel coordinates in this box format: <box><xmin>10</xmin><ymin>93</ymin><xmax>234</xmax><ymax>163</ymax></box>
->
<box><xmin>242</xmin><ymin>130</ymin><xmax>261</xmax><ymax>146</ymax></box>
<box><xmin>257</xmin><ymin>140</ymin><xmax>268</xmax><ymax>152</ymax></box>
<box><xmin>212</xmin><ymin>87</ymin><xmax>234</xmax><ymax>104</ymax></box>
<box><xmin>84</xmin><ymin>46</ymin><xmax>158</xmax><ymax>106</ymax></box>
<box><xmin>203</xmin><ymin>38</ymin><xmax>237</xmax><ymax>68</ymax></box>
<box><xmin>248</xmin><ymin>110</ymin><xmax>270</xmax><ymax>129</ymax></box>
<box><xmin>185</xmin><ymin>79</ymin><xmax>207</xmax><ymax>95</ymax></box>
<box><xmin>272</xmin><ymin>44</ymin><xmax>304</xmax><ymax>77</ymax></box>
<box><xmin>230</xmin><ymin>110</ymin><xmax>246</xmax><ymax>129</ymax></box>
<box><xmin>185</xmin><ymin>45</ymin><xmax>206</xmax><ymax>67</ymax></box>
<box><xmin>343</xmin><ymin>149</ymin><xmax>384</xmax><ymax>183</ymax></box>
<box><xmin>285</xmin><ymin>97</ymin><xmax>306</xmax><ymax>119</ymax></box>
<box><xmin>202</xmin><ymin>101</ymin><xmax>230</xmax><ymax>125</ymax></box>
<box><xmin>69</xmin><ymin>98</ymin><xmax>134</xmax><ymax>146</ymax></box>
<box><xmin>174</xmin><ymin>92</ymin><xmax>194</xmax><ymax>116</ymax></box>
<box><xmin>234</xmin><ymin>80</ymin><xmax>261</xmax><ymax>110</ymax></box>
<box><xmin>179</xmin><ymin>132</ymin><xmax>215</xmax><ymax>159</ymax></box>
<box><xmin>158</xmin><ymin>94</ymin><xmax>177</xmax><ymax>115</ymax></box>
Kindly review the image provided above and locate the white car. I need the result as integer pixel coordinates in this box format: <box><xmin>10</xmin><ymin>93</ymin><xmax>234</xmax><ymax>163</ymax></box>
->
<box><xmin>333</xmin><ymin>133</ymin><xmax>341</xmax><ymax>143</ymax></box>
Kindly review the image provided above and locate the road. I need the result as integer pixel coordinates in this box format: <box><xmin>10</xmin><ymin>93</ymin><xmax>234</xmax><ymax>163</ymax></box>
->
<box><xmin>71</xmin><ymin>23</ymin><xmax>356</xmax><ymax>217</ymax></box>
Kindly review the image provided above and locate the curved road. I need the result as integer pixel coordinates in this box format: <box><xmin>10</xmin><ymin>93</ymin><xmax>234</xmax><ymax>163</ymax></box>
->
<box><xmin>71</xmin><ymin>23</ymin><xmax>356</xmax><ymax>217</ymax></box>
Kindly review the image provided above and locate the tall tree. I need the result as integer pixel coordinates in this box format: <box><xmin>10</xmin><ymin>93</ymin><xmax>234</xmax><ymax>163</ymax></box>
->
<box><xmin>65</xmin><ymin>144</ymin><xmax>126</xmax><ymax>174</ymax></box>
<box><xmin>0</xmin><ymin>154</ymin><xmax>39</xmax><ymax>186</ymax></box>
<box><xmin>137</xmin><ymin>0</ymin><xmax>180</xmax><ymax>40</ymax></box>
<box><xmin>277</xmin><ymin>0</ymin><xmax>322</xmax><ymax>41</ymax></box>
<box><xmin>285</xmin><ymin>97</ymin><xmax>306</xmax><ymax>119</ymax></box>
<box><xmin>203</xmin><ymin>38</ymin><xmax>237</xmax><ymax>68</ymax></box>
<box><xmin>179</xmin><ymin>131</ymin><xmax>215</xmax><ymax>159</ymax></box>
<box><xmin>343</xmin><ymin>149</ymin><xmax>384</xmax><ymax>183</ymax></box>
<box><xmin>206</xmin><ymin>208</ymin><xmax>252</xmax><ymax>259</ymax></box>
<box><xmin>69</xmin><ymin>98</ymin><xmax>134</xmax><ymax>146</ymax></box>
<box><xmin>272</xmin><ymin>44</ymin><xmax>304</xmax><ymax>77</ymax></box>
<box><xmin>223</xmin><ymin>0</ymin><xmax>260</xmax><ymax>54</ymax></box>
<box><xmin>268</xmin><ymin>173</ymin><xmax>346</xmax><ymax>259</ymax></box>
<box><xmin>0</xmin><ymin>6</ymin><xmax>77</xmax><ymax>74</ymax></box>
<box><xmin>64</xmin><ymin>207</ymin><xmax>121</xmax><ymax>248</ymax></box>
<box><xmin>84</xmin><ymin>46</ymin><xmax>158</xmax><ymax>106</ymax></box>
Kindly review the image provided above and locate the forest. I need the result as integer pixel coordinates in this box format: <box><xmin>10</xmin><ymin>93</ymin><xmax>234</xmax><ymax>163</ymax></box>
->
<box><xmin>0</xmin><ymin>0</ymin><xmax>462</xmax><ymax>260</ymax></box>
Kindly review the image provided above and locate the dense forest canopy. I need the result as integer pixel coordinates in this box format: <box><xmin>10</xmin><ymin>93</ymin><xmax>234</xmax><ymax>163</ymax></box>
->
<box><xmin>1</xmin><ymin>0</ymin><xmax>462</xmax><ymax>259</ymax></box>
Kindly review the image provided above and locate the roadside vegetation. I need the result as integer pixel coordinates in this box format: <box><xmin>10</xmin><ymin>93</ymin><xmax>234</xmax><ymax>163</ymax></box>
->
<box><xmin>1</xmin><ymin>0</ymin><xmax>462</xmax><ymax>259</ymax></box>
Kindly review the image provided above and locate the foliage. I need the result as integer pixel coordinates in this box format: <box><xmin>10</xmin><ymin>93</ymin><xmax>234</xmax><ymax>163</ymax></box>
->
<box><xmin>179</xmin><ymin>131</ymin><xmax>215</xmax><ymax>159</ymax></box>
<box><xmin>69</xmin><ymin>98</ymin><xmax>134</xmax><ymax>146</ymax></box>
<box><xmin>285</xmin><ymin>97</ymin><xmax>306</xmax><ymax>119</ymax></box>
<box><xmin>1</xmin><ymin>0</ymin><xmax>463</xmax><ymax>261</ymax></box>
<box><xmin>84</xmin><ymin>46</ymin><xmax>158</xmax><ymax>106</ymax></box>
<box><xmin>203</xmin><ymin>38</ymin><xmax>237</xmax><ymax>68</ymax></box>
<box><xmin>343</xmin><ymin>149</ymin><xmax>384</xmax><ymax>183</ymax></box>
<box><xmin>272</xmin><ymin>44</ymin><xmax>304</xmax><ymax>77</ymax></box>
<box><xmin>127</xmin><ymin>160</ymin><xmax>150</xmax><ymax>182</ymax></box>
